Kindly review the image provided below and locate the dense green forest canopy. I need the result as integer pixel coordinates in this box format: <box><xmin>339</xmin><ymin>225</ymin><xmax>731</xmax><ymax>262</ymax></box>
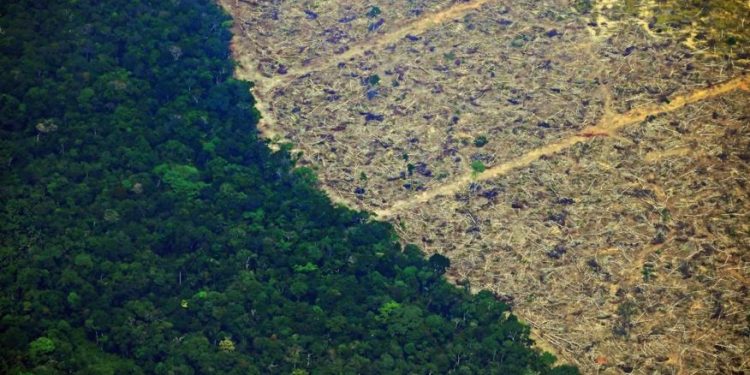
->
<box><xmin>0</xmin><ymin>0</ymin><xmax>578</xmax><ymax>373</ymax></box>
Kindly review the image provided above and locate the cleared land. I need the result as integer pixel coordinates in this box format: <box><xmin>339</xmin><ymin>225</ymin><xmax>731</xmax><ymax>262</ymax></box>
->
<box><xmin>220</xmin><ymin>0</ymin><xmax>750</xmax><ymax>373</ymax></box>
<box><xmin>395</xmin><ymin>90</ymin><xmax>750</xmax><ymax>373</ymax></box>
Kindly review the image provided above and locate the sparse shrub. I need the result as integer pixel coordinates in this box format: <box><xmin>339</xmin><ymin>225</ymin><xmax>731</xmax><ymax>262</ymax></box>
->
<box><xmin>574</xmin><ymin>0</ymin><xmax>593</xmax><ymax>14</ymax></box>
<box><xmin>613</xmin><ymin>301</ymin><xmax>637</xmax><ymax>337</ymax></box>
<box><xmin>471</xmin><ymin>160</ymin><xmax>486</xmax><ymax>175</ymax></box>
<box><xmin>367</xmin><ymin>74</ymin><xmax>380</xmax><ymax>86</ymax></box>
<box><xmin>367</xmin><ymin>6</ymin><xmax>381</xmax><ymax>18</ymax></box>
<box><xmin>474</xmin><ymin>135</ymin><xmax>488</xmax><ymax>147</ymax></box>
<box><xmin>641</xmin><ymin>263</ymin><xmax>655</xmax><ymax>281</ymax></box>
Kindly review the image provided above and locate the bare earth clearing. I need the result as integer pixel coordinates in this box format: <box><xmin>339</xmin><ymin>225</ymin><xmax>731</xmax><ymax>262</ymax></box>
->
<box><xmin>219</xmin><ymin>0</ymin><xmax>750</xmax><ymax>373</ymax></box>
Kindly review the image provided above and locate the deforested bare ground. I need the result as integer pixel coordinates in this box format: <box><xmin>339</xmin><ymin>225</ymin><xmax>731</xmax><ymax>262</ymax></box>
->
<box><xmin>220</xmin><ymin>0</ymin><xmax>750</xmax><ymax>373</ymax></box>
<box><xmin>394</xmin><ymin>91</ymin><xmax>750</xmax><ymax>373</ymax></box>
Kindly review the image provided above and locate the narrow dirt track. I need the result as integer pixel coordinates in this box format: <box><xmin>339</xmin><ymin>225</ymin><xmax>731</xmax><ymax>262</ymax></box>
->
<box><xmin>374</xmin><ymin>73</ymin><xmax>750</xmax><ymax>218</ymax></box>
<box><xmin>226</xmin><ymin>0</ymin><xmax>499</xmax><ymax>150</ymax></box>
<box><xmin>259</xmin><ymin>0</ymin><xmax>497</xmax><ymax>91</ymax></box>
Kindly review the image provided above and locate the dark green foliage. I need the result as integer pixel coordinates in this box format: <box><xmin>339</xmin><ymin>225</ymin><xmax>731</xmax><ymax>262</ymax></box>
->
<box><xmin>0</xmin><ymin>1</ymin><xmax>577</xmax><ymax>374</ymax></box>
<box><xmin>613</xmin><ymin>300</ymin><xmax>638</xmax><ymax>338</ymax></box>
<box><xmin>511</xmin><ymin>34</ymin><xmax>532</xmax><ymax>48</ymax></box>
<box><xmin>471</xmin><ymin>160</ymin><xmax>487</xmax><ymax>174</ymax></box>
<box><xmin>574</xmin><ymin>0</ymin><xmax>594</xmax><ymax>14</ymax></box>
<box><xmin>474</xmin><ymin>135</ymin><xmax>489</xmax><ymax>147</ymax></box>
<box><xmin>367</xmin><ymin>6</ymin><xmax>382</xmax><ymax>18</ymax></box>
<box><xmin>428</xmin><ymin>254</ymin><xmax>451</xmax><ymax>275</ymax></box>
<box><xmin>367</xmin><ymin>74</ymin><xmax>381</xmax><ymax>86</ymax></box>
<box><xmin>642</xmin><ymin>262</ymin><xmax>656</xmax><ymax>281</ymax></box>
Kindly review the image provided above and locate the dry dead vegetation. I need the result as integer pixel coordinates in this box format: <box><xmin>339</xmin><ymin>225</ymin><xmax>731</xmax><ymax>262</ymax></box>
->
<box><xmin>220</xmin><ymin>0</ymin><xmax>749</xmax><ymax>373</ymax></box>
<box><xmin>395</xmin><ymin>91</ymin><xmax>750</xmax><ymax>374</ymax></box>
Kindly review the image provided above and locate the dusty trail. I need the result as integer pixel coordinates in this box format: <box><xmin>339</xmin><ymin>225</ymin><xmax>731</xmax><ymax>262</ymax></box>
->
<box><xmin>262</xmin><ymin>0</ymin><xmax>496</xmax><ymax>91</ymax></box>
<box><xmin>225</xmin><ymin>0</ymin><xmax>499</xmax><ymax>147</ymax></box>
<box><xmin>374</xmin><ymin>73</ymin><xmax>750</xmax><ymax>218</ymax></box>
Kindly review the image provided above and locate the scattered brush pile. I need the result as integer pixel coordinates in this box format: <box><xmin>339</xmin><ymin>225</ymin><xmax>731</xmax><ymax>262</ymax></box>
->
<box><xmin>590</xmin><ymin>0</ymin><xmax>750</xmax><ymax>62</ymax></box>
<box><xmin>591</xmin><ymin>12</ymin><xmax>746</xmax><ymax>114</ymax></box>
<box><xmin>249</xmin><ymin>0</ymin><xmax>607</xmax><ymax>209</ymax></box>
<box><xmin>395</xmin><ymin>91</ymin><xmax>750</xmax><ymax>373</ymax></box>
<box><xmin>221</xmin><ymin>0</ymin><xmax>750</xmax><ymax>373</ymax></box>
<box><xmin>228</xmin><ymin>0</ymin><xmax>453</xmax><ymax>78</ymax></box>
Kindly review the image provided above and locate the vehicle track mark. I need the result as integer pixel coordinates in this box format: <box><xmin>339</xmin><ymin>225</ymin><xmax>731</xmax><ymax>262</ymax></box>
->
<box><xmin>374</xmin><ymin>74</ymin><xmax>750</xmax><ymax>218</ymax></box>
